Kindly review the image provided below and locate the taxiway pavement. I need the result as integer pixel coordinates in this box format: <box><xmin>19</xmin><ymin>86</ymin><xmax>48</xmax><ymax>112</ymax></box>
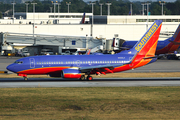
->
<box><xmin>0</xmin><ymin>78</ymin><xmax>180</xmax><ymax>88</ymax></box>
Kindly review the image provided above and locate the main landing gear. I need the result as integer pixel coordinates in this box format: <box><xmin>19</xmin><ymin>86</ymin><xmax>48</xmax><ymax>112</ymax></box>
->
<box><xmin>87</xmin><ymin>76</ymin><xmax>93</xmax><ymax>81</ymax></box>
<box><xmin>80</xmin><ymin>75</ymin><xmax>93</xmax><ymax>81</ymax></box>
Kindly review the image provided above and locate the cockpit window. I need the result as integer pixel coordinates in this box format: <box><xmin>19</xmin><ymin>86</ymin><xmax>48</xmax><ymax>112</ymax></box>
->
<box><xmin>14</xmin><ymin>61</ymin><xmax>23</xmax><ymax>64</ymax></box>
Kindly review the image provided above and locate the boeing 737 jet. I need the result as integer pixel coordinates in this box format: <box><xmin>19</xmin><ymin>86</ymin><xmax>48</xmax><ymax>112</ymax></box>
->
<box><xmin>6</xmin><ymin>20</ymin><xmax>162</xmax><ymax>80</ymax></box>
<box><xmin>121</xmin><ymin>24</ymin><xmax>180</xmax><ymax>55</ymax></box>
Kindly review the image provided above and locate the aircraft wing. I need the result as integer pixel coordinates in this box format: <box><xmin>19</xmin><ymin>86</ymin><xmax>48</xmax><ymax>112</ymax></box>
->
<box><xmin>79</xmin><ymin>63</ymin><xmax>123</xmax><ymax>70</ymax></box>
<box><xmin>79</xmin><ymin>62</ymin><xmax>130</xmax><ymax>74</ymax></box>
<box><xmin>119</xmin><ymin>47</ymin><xmax>131</xmax><ymax>50</ymax></box>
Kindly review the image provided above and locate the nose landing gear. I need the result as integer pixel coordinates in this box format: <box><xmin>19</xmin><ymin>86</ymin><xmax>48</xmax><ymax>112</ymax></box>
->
<box><xmin>24</xmin><ymin>77</ymin><xmax>28</xmax><ymax>81</ymax></box>
<box><xmin>18</xmin><ymin>74</ymin><xmax>28</xmax><ymax>80</ymax></box>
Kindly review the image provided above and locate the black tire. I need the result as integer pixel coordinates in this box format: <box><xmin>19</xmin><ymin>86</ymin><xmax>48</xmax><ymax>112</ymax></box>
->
<box><xmin>87</xmin><ymin>76</ymin><xmax>93</xmax><ymax>81</ymax></box>
<box><xmin>24</xmin><ymin>77</ymin><xmax>28</xmax><ymax>80</ymax></box>
<box><xmin>80</xmin><ymin>75</ymin><xmax>85</xmax><ymax>80</ymax></box>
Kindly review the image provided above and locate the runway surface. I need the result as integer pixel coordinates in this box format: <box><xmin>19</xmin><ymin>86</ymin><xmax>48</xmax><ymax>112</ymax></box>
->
<box><xmin>1</xmin><ymin>77</ymin><xmax>180</xmax><ymax>88</ymax></box>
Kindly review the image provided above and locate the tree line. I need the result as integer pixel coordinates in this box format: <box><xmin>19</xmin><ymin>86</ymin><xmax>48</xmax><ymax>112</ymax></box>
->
<box><xmin>0</xmin><ymin>0</ymin><xmax>180</xmax><ymax>18</ymax></box>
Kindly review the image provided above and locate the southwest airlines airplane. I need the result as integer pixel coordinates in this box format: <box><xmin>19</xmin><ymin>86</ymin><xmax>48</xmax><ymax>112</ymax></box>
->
<box><xmin>121</xmin><ymin>24</ymin><xmax>180</xmax><ymax>55</ymax></box>
<box><xmin>7</xmin><ymin>20</ymin><xmax>162</xmax><ymax>81</ymax></box>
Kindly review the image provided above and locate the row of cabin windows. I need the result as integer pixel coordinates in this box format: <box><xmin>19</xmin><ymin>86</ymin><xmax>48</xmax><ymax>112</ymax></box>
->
<box><xmin>36</xmin><ymin>61</ymin><xmax>129</xmax><ymax>65</ymax></box>
<box><xmin>49</xmin><ymin>15</ymin><xmax>89</xmax><ymax>18</ymax></box>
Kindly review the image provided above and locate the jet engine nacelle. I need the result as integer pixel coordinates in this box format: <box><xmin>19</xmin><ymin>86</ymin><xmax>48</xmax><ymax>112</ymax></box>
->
<box><xmin>61</xmin><ymin>68</ymin><xmax>81</xmax><ymax>79</ymax></box>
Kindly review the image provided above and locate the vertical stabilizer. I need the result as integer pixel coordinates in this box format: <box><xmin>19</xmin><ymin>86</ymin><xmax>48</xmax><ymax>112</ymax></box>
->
<box><xmin>80</xmin><ymin>12</ymin><xmax>86</xmax><ymax>24</ymax></box>
<box><xmin>131</xmin><ymin>20</ymin><xmax>162</xmax><ymax>56</ymax></box>
<box><xmin>171</xmin><ymin>24</ymin><xmax>180</xmax><ymax>43</ymax></box>
<box><xmin>156</xmin><ymin>24</ymin><xmax>180</xmax><ymax>54</ymax></box>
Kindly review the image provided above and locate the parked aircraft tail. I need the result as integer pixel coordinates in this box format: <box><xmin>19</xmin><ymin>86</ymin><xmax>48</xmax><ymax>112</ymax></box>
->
<box><xmin>80</xmin><ymin>12</ymin><xmax>86</xmax><ymax>24</ymax></box>
<box><xmin>112</xmin><ymin>38</ymin><xmax>116</xmax><ymax>47</ymax></box>
<box><xmin>170</xmin><ymin>24</ymin><xmax>180</xmax><ymax>43</ymax></box>
<box><xmin>156</xmin><ymin>24</ymin><xmax>180</xmax><ymax>54</ymax></box>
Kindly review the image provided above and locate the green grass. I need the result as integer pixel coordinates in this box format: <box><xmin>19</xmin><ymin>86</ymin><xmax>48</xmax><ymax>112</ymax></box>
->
<box><xmin>0</xmin><ymin>87</ymin><xmax>180</xmax><ymax>120</ymax></box>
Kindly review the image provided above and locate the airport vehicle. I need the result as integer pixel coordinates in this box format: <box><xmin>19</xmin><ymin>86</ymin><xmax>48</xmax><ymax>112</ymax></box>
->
<box><xmin>21</xmin><ymin>51</ymin><xmax>30</xmax><ymax>57</ymax></box>
<box><xmin>40</xmin><ymin>49</ymin><xmax>54</xmax><ymax>55</ymax></box>
<box><xmin>61</xmin><ymin>50</ymin><xmax>71</xmax><ymax>55</ymax></box>
<box><xmin>6</xmin><ymin>20</ymin><xmax>162</xmax><ymax>81</ymax></box>
<box><xmin>73</xmin><ymin>51</ymin><xmax>87</xmax><ymax>55</ymax></box>
<box><xmin>121</xmin><ymin>24</ymin><xmax>180</xmax><ymax>55</ymax></box>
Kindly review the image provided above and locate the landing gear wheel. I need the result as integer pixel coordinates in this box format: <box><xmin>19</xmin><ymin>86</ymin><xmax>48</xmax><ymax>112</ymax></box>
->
<box><xmin>87</xmin><ymin>76</ymin><xmax>93</xmax><ymax>81</ymax></box>
<box><xmin>80</xmin><ymin>75</ymin><xmax>85</xmax><ymax>80</ymax></box>
<box><xmin>24</xmin><ymin>77</ymin><xmax>28</xmax><ymax>80</ymax></box>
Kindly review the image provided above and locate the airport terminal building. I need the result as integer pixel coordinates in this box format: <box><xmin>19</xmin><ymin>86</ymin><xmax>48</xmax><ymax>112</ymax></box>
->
<box><xmin>0</xmin><ymin>12</ymin><xmax>180</xmax><ymax>56</ymax></box>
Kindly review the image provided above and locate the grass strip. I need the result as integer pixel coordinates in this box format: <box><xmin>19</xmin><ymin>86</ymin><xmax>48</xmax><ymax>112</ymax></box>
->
<box><xmin>0</xmin><ymin>87</ymin><xmax>180</xmax><ymax>119</ymax></box>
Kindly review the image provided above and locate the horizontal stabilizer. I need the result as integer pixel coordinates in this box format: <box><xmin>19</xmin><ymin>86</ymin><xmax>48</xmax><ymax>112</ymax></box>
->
<box><xmin>169</xmin><ymin>40</ymin><xmax>180</xmax><ymax>45</ymax></box>
<box><xmin>143</xmin><ymin>56</ymin><xmax>157</xmax><ymax>59</ymax></box>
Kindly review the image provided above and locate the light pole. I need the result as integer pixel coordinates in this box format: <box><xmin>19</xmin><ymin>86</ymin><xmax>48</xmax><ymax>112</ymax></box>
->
<box><xmin>11</xmin><ymin>2</ymin><xmax>16</xmax><ymax>24</ymax></box>
<box><xmin>31</xmin><ymin>3</ymin><xmax>37</xmax><ymax>24</ymax></box>
<box><xmin>25</xmin><ymin>3</ymin><xmax>29</xmax><ymax>14</ymax></box>
<box><xmin>146</xmin><ymin>2</ymin><xmax>151</xmax><ymax>16</ymax></box>
<box><xmin>159</xmin><ymin>1</ymin><xmax>165</xmax><ymax>15</ymax></box>
<box><xmin>99</xmin><ymin>3</ymin><xmax>103</xmax><ymax>16</ymax></box>
<box><xmin>130</xmin><ymin>3</ymin><xmax>132</xmax><ymax>15</ymax></box>
<box><xmin>52</xmin><ymin>1</ymin><xmax>58</xmax><ymax>19</ymax></box>
<box><xmin>106</xmin><ymin>2</ymin><xmax>111</xmax><ymax>16</ymax></box>
<box><xmin>50</xmin><ymin>7</ymin><xmax>52</xmax><ymax>13</ymax></box>
<box><xmin>58</xmin><ymin>3</ymin><xmax>61</xmax><ymax>18</ymax></box>
<box><xmin>141</xmin><ymin>2</ymin><xmax>145</xmax><ymax>15</ymax></box>
<box><xmin>31</xmin><ymin>2</ymin><xmax>37</xmax><ymax>45</ymax></box>
<box><xmin>89</xmin><ymin>2</ymin><xmax>95</xmax><ymax>37</ymax></box>
<box><xmin>66</xmin><ymin>2</ymin><xmax>71</xmax><ymax>13</ymax></box>
<box><xmin>146</xmin><ymin>2</ymin><xmax>151</xmax><ymax>31</ymax></box>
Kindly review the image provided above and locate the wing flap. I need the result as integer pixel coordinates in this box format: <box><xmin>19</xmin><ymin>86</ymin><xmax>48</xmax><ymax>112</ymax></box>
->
<box><xmin>79</xmin><ymin>63</ymin><xmax>125</xmax><ymax>73</ymax></box>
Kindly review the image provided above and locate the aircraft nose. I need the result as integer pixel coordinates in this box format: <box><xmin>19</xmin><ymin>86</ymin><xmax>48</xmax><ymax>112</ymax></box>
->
<box><xmin>6</xmin><ymin>64</ymin><xmax>16</xmax><ymax>73</ymax></box>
